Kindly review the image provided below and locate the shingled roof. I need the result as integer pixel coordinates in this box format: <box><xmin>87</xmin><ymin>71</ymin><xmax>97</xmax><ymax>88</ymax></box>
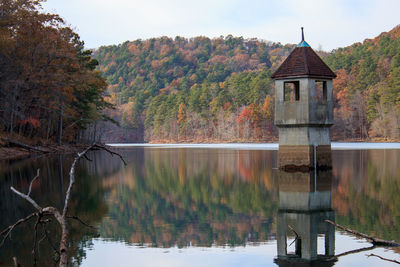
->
<box><xmin>271</xmin><ymin>33</ymin><xmax>336</xmax><ymax>79</ymax></box>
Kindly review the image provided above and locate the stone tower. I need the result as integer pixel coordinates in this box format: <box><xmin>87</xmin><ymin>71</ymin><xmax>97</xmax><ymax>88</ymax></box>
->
<box><xmin>271</xmin><ymin>28</ymin><xmax>336</xmax><ymax>169</ymax></box>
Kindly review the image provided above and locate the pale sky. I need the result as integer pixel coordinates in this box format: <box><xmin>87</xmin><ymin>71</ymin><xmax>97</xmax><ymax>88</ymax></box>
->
<box><xmin>42</xmin><ymin>0</ymin><xmax>400</xmax><ymax>51</ymax></box>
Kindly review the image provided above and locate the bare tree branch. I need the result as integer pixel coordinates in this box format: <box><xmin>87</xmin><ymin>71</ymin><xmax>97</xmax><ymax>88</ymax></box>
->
<box><xmin>44</xmin><ymin>228</ymin><xmax>60</xmax><ymax>257</ymax></box>
<box><xmin>335</xmin><ymin>245</ymin><xmax>375</xmax><ymax>258</ymax></box>
<box><xmin>12</xmin><ymin>257</ymin><xmax>19</xmax><ymax>267</ymax></box>
<box><xmin>2</xmin><ymin>143</ymin><xmax>126</xmax><ymax>267</ymax></box>
<box><xmin>62</xmin><ymin>143</ymin><xmax>126</xmax><ymax>218</ymax></box>
<box><xmin>0</xmin><ymin>212</ymin><xmax>38</xmax><ymax>247</ymax></box>
<box><xmin>10</xmin><ymin>186</ymin><xmax>42</xmax><ymax>211</ymax></box>
<box><xmin>325</xmin><ymin>219</ymin><xmax>400</xmax><ymax>246</ymax></box>
<box><xmin>37</xmin><ymin>230</ymin><xmax>47</xmax><ymax>248</ymax></box>
<box><xmin>28</xmin><ymin>169</ymin><xmax>40</xmax><ymax>196</ymax></box>
<box><xmin>66</xmin><ymin>216</ymin><xmax>96</xmax><ymax>229</ymax></box>
<box><xmin>63</xmin><ymin>144</ymin><xmax>101</xmax><ymax>218</ymax></box>
<box><xmin>83</xmin><ymin>154</ymin><xmax>92</xmax><ymax>162</ymax></box>
<box><xmin>287</xmin><ymin>225</ymin><xmax>299</xmax><ymax>247</ymax></box>
<box><xmin>91</xmin><ymin>144</ymin><xmax>127</xmax><ymax>165</ymax></box>
<box><xmin>367</xmin><ymin>253</ymin><xmax>400</xmax><ymax>264</ymax></box>
<box><xmin>32</xmin><ymin>214</ymin><xmax>42</xmax><ymax>267</ymax></box>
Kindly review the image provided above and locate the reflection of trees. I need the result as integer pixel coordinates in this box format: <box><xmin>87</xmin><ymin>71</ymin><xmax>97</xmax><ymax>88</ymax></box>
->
<box><xmin>100</xmin><ymin>149</ymin><xmax>278</xmax><ymax>247</ymax></box>
<box><xmin>332</xmin><ymin>150</ymin><xmax>400</xmax><ymax>241</ymax></box>
<box><xmin>3</xmin><ymin>148</ymin><xmax>399</xmax><ymax>263</ymax></box>
<box><xmin>0</xmin><ymin>155</ymin><xmax>109</xmax><ymax>266</ymax></box>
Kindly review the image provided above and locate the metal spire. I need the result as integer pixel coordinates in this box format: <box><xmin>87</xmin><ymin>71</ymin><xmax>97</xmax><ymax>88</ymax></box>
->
<box><xmin>297</xmin><ymin>27</ymin><xmax>310</xmax><ymax>47</ymax></box>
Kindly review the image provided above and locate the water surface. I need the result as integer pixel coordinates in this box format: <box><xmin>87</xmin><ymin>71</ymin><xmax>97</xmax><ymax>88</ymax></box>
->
<box><xmin>1</xmin><ymin>144</ymin><xmax>400</xmax><ymax>266</ymax></box>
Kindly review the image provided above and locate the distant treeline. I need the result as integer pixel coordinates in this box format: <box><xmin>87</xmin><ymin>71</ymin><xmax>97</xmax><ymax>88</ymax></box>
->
<box><xmin>95</xmin><ymin>26</ymin><xmax>400</xmax><ymax>142</ymax></box>
<box><xmin>94</xmin><ymin>36</ymin><xmax>295</xmax><ymax>142</ymax></box>
<box><xmin>0</xmin><ymin>0</ymin><xmax>112</xmax><ymax>144</ymax></box>
<box><xmin>1</xmin><ymin>0</ymin><xmax>399</xmax><ymax>144</ymax></box>
<box><xmin>326</xmin><ymin>26</ymin><xmax>400</xmax><ymax>140</ymax></box>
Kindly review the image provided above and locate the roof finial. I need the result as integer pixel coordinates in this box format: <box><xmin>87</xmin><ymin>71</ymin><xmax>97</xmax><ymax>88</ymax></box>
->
<box><xmin>297</xmin><ymin>27</ymin><xmax>310</xmax><ymax>47</ymax></box>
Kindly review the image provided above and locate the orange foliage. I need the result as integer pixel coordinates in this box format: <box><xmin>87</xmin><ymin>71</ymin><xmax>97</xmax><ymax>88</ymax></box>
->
<box><xmin>209</xmin><ymin>55</ymin><xmax>227</xmax><ymax>64</ymax></box>
<box><xmin>177</xmin><ymin>103</ymin><xmax>187</xmax><ymax>126</ymax></box>
<box><xmin>237</xmin><ymin>103</ymin><xmax>263</xmax><ymax>126</ymax></box>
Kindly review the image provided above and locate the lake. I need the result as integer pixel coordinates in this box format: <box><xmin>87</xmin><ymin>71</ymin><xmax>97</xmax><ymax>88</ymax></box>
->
<box><xmin>1</xmin><ymin>143</ymin><xmax>400</xmax><ymax>266</ymax></box>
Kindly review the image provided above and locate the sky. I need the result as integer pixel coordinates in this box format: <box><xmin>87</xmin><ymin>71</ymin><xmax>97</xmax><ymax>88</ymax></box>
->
<box><xmin>42</xmin><ymin>0</ymin><xmax>400</xmax><ymax>51</ymax></box>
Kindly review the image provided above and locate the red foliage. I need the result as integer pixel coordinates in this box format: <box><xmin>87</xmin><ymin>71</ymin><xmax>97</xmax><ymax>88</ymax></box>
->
<box><xmin>18</xmin><ymin>116</ymin><xmax>41</xmax><ymax>128</ymax></box>
<box><xmin>237</xmin><ymin>106</ymin><xmax>251</xmax><ymax>124</ymax></box>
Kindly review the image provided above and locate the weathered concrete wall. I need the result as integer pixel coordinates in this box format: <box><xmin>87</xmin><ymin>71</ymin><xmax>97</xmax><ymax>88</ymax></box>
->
<box><xmin>275</xmin><ymin>79</ymin><xmax>333</xmax><ymax>126</ymax></box>
<box><xmin>278</xmin><ymin>127</ymin><xmax>331</xmax><ymax>146</ymax></box>
<box><xmin>279</xmin><ymin>191</ymin><xmax>331</xmax><ymax>211</ymax></box>
<box><xmin>277</xmin><ymin>145</ymin><xmax>332</xmax><ymax>169</ymax></box>
<box><xmin>274</xmin><ymin>77</ymin><xmax>333</xmax><ymax>169</ymax></box>
<box><xmin>275</xmin><ymin>78</ymin><xmax>310</xmax><ymax>126</ymax></box>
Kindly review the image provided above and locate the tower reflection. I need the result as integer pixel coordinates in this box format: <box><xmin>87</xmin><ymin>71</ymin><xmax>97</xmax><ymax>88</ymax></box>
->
<box><xmin>275</xmin><ymin>170</ymin><xmax>336</xmax><ymax>266</ymax></box>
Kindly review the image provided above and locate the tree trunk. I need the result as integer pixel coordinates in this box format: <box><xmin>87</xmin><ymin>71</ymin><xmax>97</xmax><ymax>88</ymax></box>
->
<box><xmin>46</xmin><ymin>117</ymin><xmax>51</xmax><ymax>141</ymax></box>
<box><xmin>93</xmin><ymin>122</ymin><xmax>97</xmax><ymax>142</ymax></box>
<box><xmin>58</xmin><ymin>221</ymin><xmax>69</xmax><ymax>267</ymax></box>
<box><xmin>9</xmin><ymin>108</ymin><xmax>14</xmax><ymax>139</ymax></box>
<box><xmin>58</xmin><ymin>104</ymin><xmax>63</xmax><ymax>145</ymax></box>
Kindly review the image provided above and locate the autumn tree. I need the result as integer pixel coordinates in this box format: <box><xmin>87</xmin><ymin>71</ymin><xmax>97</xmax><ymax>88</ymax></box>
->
<box><xmin>0</xmin><ymin>0</ymin><xmax>112</xmax><ymax>144</ymax></box>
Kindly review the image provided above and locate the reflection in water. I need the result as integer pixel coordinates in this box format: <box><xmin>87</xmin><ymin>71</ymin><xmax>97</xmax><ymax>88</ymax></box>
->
<box><xmin>332</xmin><ymin>149</ymin><xmax>400</xmax><ymax>241</ymax></box>
<box><xmin>1</xmin><ymin>147</ymin><xmax>400</xmax><ymax>266</ymax></box>
<box><xmin>99</xmin><ymin>149</ymin><xmax>278</xmax><ymax>247</ymax></box>
<box><xmin>275</xmin><ymin>170</ymin><xmax>336</xmax><ymax>266</ymax></box>
<box><xmin>0</xmin><ymin>154</ymin><xmax>110</xmax><ymax>266</ymax></box>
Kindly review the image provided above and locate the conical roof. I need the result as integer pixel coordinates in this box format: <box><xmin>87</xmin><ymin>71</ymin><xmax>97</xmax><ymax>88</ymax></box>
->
<box><xmin>271</xmin><ymin>30</ymin><xmax>336</xmax><ymax>79</ymax></box>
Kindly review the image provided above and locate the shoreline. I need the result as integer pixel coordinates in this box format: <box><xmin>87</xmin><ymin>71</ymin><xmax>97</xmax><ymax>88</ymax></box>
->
<box><xmin>107</xmin><ymin>142</ymin><xmax>400</xmax><ymax>150</ymax></box>
<box><xmin>2</xmin><ymin>138</ymin><xmax>400</xmax><ymax>161</ymax></box>
<box><xmin>0</xmin><ymin>144</ymin><xmax>89</xmax><ymax>161</ymax></box>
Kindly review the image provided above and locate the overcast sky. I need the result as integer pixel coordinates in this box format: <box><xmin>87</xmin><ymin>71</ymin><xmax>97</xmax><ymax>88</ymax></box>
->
<box><xmin>42</xmin><ymin>0</ymin><xmax>400</xmax><ymax>51</ymax></box>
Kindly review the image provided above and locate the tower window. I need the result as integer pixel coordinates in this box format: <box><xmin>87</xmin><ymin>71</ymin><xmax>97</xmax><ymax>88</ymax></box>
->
<box><xmin>316</xmin><ymin>81</ymin><xmax>327</xmax><ymax>102</ymax></box>
<box><xmin>284</xmin><ymin>81</ymin><xmax>300</xmax><ymax>102</ymax></box>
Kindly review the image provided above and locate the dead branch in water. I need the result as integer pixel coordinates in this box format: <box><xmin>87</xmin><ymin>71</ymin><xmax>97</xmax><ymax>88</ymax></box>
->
<box><xmin>0</xmin><ymin>212</ymin><xmax>38</xmax><ymax>247</ymax></box>
<box><xmin>287</xmin><ymin>225</ymin><xmax>299</xmax><ymax>247</ymax></box>
<box><xmin>0</xmin><ymin>143</ymin><xmax>125</xmax><ymax>267</ymax></box>
<box><xmin>325</xmin><ymin>219</ymin><xmax>400</xmax><ymax>246</ymax></box>
<box><xmin>335</xmin><ymin>245</ymin><xmax>375</xmax><ymax>258</ymax></box>
<box><xmin>367</xmin><ymin>254</ymin><xmax>400</xmax><ymax>265</ymax></box>
<box><xmin>66</xmin><ymin>216</ymin><xmax>96</xmax><ymax>229</ymax></box>
<box><xmin>2</xmin><ymin>138</ymin><xmax>48</xmax><ymax>153</ymax></box>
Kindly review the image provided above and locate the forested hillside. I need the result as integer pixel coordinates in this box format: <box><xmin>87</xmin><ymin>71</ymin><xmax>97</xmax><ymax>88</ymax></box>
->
<box><xmin>94</xmin><ymin>37</ymin><xmax>295</xmax><ymax>142</ymax></box>
<box><xmin>95</xmin><ymin>26</ymin><xmax>400</xmax><ymax>142</ymax></box>
<box><xmin>0</xmin><ymin>0</ymin><xmax>112</xmax><ymax>145</ymax></box>
<box><xmin>326</xmin><ymin>25</ymin><xmax>400</xmax><ymax>140</ymax></box>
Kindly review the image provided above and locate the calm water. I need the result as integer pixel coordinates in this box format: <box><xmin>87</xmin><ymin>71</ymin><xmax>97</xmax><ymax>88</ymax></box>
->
<box><xmin>1</xmin><ymin>144</ymin><xmax>400</xmax><ymax>266</ymax></box>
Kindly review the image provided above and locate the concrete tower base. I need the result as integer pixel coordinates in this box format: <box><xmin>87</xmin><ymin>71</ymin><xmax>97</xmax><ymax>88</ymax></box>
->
<box><xmin>278</xmin><ymin>145</ymin><xmax>332</xmax><ymax>170</ymax></box>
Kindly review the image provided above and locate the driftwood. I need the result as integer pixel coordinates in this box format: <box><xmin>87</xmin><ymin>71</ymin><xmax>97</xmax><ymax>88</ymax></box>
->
<box><xmin>325</xmin><ymin>219</ymin><xmax>400</xmax><ymax>246</ymax></box>
<box><xmin>335</xmin><ymin>245</ymin><xmax>375</xmax><ymax>258</ymax></box>
<box><xmin>367</xmin><ymin>253</ymin><xmax>400</xmax><ymax>265</ymax></box>
<box><xmin>2</xmin><ymin>138</ymin><xmax>48</xmax><ymax>153</ymax></box>
<box><xmin>0</xmin><ymin>143</ymin><xmax>126</xmax><ymax>267</ymax></box>
<box><xmin>324</xmin><ymin>220</ymin><xmax>400</xmax><ymax>265</ymax></box>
